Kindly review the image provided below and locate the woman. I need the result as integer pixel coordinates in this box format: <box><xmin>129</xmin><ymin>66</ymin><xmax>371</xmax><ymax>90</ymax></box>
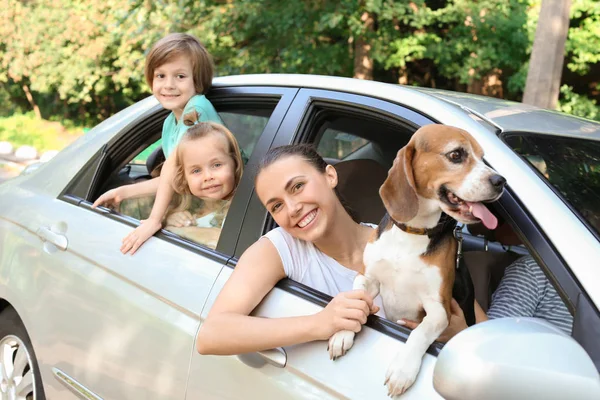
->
<box><xmin>196</xmin><ymin>144</ymin><xmax>381</xmax><ymax>355</ymax></box>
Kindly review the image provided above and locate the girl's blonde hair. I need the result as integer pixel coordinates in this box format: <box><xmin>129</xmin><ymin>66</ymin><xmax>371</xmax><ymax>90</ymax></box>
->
<box><xmin>172</xmin><ymin>111</ymin><xmax>243</xmax><ymax>211</ymax></box>
<box><xmin>145</xmin><ymin>33</ymin><xmax>214</xmax><ymax>95</ymax></box>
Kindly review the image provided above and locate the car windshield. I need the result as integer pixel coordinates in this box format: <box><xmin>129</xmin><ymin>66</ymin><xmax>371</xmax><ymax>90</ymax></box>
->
<box><xmin>504</xmin><ymin>133</ymin><xmax>600</xmax><ymax>237</ymax></box>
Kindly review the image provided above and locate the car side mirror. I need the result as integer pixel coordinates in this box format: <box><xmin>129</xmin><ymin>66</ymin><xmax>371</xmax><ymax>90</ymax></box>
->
<box><xmin>433</xmin><ymin>318</ymin><xmax>600</xmax><ymax>400</ymax></box>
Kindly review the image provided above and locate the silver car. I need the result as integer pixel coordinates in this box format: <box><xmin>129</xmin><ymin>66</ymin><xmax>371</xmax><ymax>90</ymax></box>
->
<box><xmin>0</xmin><ymin>74</ymin><xmax>599</xmax><ymax>400</ymax></box>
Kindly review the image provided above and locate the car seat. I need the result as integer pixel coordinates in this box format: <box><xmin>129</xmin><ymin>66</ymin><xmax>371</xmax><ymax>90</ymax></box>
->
<box><xmin>333</xmin><ymin>158</ymin><xmax>388</xmax><ymax>224</ymax></box>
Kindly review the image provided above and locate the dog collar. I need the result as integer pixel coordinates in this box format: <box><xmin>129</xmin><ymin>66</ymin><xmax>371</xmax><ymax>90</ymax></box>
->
<box><xmin>391</xmin><ymin>213</ymin><xmax>454</xmax><ymax>237</ymax></box>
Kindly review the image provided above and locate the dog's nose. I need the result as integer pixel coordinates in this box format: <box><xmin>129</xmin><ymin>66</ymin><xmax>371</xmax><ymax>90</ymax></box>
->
<box><xmin>489</xmin><ymin>174</ymin><xmax>506</xmax><ymax>189</ymax></box>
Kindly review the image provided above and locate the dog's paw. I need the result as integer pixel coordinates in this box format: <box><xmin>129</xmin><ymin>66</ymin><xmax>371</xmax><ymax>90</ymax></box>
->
<box><xmin>327</xmin><ymin>330</ymin><xmax>355</xmax><ymax>360</ymax></box>
<box><xmin>383</xmin><ymin>351</ymin><xmax>421</xmax><ymax>397</ymax></box>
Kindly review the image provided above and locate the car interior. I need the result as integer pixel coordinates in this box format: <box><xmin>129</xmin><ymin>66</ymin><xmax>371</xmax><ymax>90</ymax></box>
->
<box><xmin>304</xmin><ymin>108</ymin><xmax>531</xmax><ymax>316</ymax></box>
<box><xmin>85</xmin><ymin>98</ymin><xmax>566</xmax><ymax>334</ymax></box>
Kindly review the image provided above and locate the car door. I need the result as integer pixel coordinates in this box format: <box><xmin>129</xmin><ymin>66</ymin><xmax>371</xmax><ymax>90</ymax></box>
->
<box><xmin>185</xmin><ymin>89</ymin><xmax>445</xmax><ymax>399</ymax></box>
<box><xmin>185</xmin><ymin>86</ymin><xmax>600</xmax><ymax>399</ymax></box>
<box><xmin>0</xmin><ymin>87</ymin><xmax>296</xmax><ymax>399</ymax></box>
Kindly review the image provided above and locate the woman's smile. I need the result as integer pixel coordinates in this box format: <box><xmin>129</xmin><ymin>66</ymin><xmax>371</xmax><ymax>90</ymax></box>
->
<box><xmin>297</xmin><ymin>209</ymin><xmax>318</xmax><ymax>229</ymax></box>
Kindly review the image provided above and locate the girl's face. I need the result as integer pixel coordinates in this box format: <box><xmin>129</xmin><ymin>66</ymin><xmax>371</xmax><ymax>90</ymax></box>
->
<box><xmin>256</xmin><ymin>156</ymin><xmax>339</xmax><ymax>243</ymax></box>
<box><xmin>181</xmin><ymin>134</ymin><xmax>236</xmax><ymax>200</ymax></box>
<box><xmin>152</xmin><ymin>54</ymin><xmax>196</xmax><ymax>120</ymax></box>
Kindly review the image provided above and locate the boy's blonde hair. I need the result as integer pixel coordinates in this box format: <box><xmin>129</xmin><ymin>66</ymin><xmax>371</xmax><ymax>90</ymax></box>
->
<box><xmin>145</xmin><ymin>33</ymin><xmax>214</xmax><ymax>94</ymax></box>
<box><xmin>172</xmin><ymin>112</ymin><xmax>243</xmax><ymax>210</ymax></box>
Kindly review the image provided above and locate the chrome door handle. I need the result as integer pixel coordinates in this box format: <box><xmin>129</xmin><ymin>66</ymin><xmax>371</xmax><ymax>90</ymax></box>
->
<box><xmin>238</xmin><ymin>347</ymin><xmax>287</xmax><ymax>368</ymax></box>
<box><xmin>37</xmin><ymin>226</ymin><xmax>68</xmax><ymax>251</ymax></box>
<box><xmin>258</xmin><ymin>347</ymin><xmax>287</xmax><ymax>367</ymax></box>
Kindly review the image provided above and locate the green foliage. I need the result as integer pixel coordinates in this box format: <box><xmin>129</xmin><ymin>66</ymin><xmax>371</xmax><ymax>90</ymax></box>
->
<box><xmin>0</xmin><ymin>113</ymin><xmax>83</xmax><ymax>152</ymax></box>
<box><xmin>0</xmin><ymin>0</ymin><xmax>598</xmax><ymax>127</ymax></box>
<box><xmin>567</xmin><ymin>0</ymin><xmax>600</xmax><ymax>75</ymax></box>
<box><xmin>557</xmin><ymin>85</ymin><xmax>600</xmax><ymax>122</ymax></box>
<box><xmin>417</xmin><ymin>0</ymin><xmax>529</xmax><ymax>85</ymax></box>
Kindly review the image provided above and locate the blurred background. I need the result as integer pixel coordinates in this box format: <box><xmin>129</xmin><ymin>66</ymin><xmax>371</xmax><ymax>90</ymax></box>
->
<box><xmin>0</xmin><ymin>0</ymin><xmax>598</xmax><ymax>180</ymax></box>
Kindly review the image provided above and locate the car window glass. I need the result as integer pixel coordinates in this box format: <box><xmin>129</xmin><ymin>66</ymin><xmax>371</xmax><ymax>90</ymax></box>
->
<box><xmin>309</xmin><ymin>112</ymin><xmax>409</xmax><ymax>225</ymax></box>
<box><xmin>317</xmin><ymin>129</ymin><xmax>369</xmax><ymax>159</ymax></box>
<box><xmin>129</xmin><ymin>110</ymin><xmax>270</xmax><ymax>168</ymax></box>
<box><xmin>504</xmin><ymin>134</ymin><xmax>600</xmax><ymax>236</ymax></box>
<box><xmin>118</xmin><ymin>105</ymin><xmax>276</xmax><ymax>250</ymax></box>
<box><xmin>132</xmin><ymin>140</ymin><xmax>162</xmax><ymax>165</ymax></box>
<box><xmin>219</xmin><ymin>111</ymin><xmax>270</xmax><ymax>163</ymax></box>
<box><xmin>463</xmin><ymin>219</ymin><xmax>573</xmax><ymax>334</ymax></box>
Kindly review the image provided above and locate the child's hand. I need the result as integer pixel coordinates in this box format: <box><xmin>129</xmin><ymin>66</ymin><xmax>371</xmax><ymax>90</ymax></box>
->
<box><xmin>121</xmin><ymin>218</ymin><xmax>162</xmax><ymax>255</ymax></box>
<box><xmin>165</xmin><ymin>211</ymin><xmax>196</xmax><ymax>227</ymax></box>
<box><xmin>92</xmin><ymin>188</ymin><xmax>126</xmax><ymax>210</ymax></box>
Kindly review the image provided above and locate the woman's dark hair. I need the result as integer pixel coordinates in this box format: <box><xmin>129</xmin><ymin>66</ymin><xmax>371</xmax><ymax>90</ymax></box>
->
<box><xmin>256</xmin><ymin>144</ymin><xmax>358</xmax><ymax>222</ymax></box>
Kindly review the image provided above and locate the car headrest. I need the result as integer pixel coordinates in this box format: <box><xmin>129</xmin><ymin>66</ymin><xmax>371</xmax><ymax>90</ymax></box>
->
<box><xmin>146</xmin><ymin>145</ymin><xmax>166</xmax><ymax>176</ymax></box>
<box><xmin>333</xmin><ymin>159</ymin><xmax>388</xmax><ymax>224</ymax></box>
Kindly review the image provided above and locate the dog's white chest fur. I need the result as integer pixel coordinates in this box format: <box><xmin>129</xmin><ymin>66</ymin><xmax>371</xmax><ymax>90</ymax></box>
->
<box><xmin>363</xmin><ymin>227</ymin><xmax>443</xmax><ymax>322</ymax></box>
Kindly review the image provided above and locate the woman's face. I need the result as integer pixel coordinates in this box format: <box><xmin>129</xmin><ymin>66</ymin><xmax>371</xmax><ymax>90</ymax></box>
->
<box><xmin>256</xmin><ymin>155</ymin><xmax>339</xmax><ymax>242</ymax></box>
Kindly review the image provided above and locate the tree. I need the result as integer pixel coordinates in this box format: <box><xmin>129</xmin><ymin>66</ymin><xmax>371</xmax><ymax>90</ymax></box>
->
<box><xmin>353</xmin><ymin>10</ymin><xmax>374</xmax><ymax>80</ymax></box>
<box><xmin>523</xmin><ymin>0</ymin><xmax>572</xmax><ymax>109</ymax></box>
<box><xmin>1</xmin><ymin>0</ymin><xmax>597</xmax><ymax>125</ymax></box>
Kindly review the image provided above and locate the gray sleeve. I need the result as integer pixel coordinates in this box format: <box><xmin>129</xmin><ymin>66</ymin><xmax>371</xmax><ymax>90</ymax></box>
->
<box><xmin>487</xmin><ymin>256</ymin><xmax>541</xmax><ymax>319</ymax></box>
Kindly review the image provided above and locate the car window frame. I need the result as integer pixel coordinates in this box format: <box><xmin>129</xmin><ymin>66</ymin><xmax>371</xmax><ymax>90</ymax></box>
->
<box><xmin>498</xmin><ymin>131</ymin><xmax>600</xmax><ymax>367</ymax></box>
<box><xmin>501</xmin><ymin>131</ymin><xmax>600</xmax><ymax>243</ymax></box>
<box><xmin>233</xmin><ymin>88</ymin><xmax>447</xmax><ymax>353</ymax></box>
<box><xmin>234</xmin><ymin>88</ymin><xmax>600</xmax><ymax>365</ymax></box>
<box><xmin>493</xmin><ymin>184</ymin><xmax>600</xmax><ymax>370</ymax></box>
<box><xmin>59</xmin><ymin>86</ymin><xmax>299</xmax><ymax>259</ymax></box>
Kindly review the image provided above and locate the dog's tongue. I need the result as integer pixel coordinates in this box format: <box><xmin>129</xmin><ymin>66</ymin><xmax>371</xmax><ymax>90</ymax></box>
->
<box><xmin>467</xmin><ymin>202</ymin><xmax>498</xmax><ymax>230</ymax></box>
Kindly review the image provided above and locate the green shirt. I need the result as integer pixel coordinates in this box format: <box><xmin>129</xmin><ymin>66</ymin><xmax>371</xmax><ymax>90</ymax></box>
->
<box><xmin>161</xmin><ymin>94</ymin><xmax>223</xmax><ymax>158</ymax></box>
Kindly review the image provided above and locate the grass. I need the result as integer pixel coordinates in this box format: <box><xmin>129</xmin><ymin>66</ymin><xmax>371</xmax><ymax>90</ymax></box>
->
<box><xmin>0</xmin><ymin>112</ymin><xmax>85</xmax><ymax>153</ymax></box>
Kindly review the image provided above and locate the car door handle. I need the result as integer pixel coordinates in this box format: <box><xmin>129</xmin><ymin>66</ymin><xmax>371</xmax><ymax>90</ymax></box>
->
<box><xmin>37</xmin><ymin>226</ymin><xmax>68</xmax><ymax>251</ymax></box>
<box><xmin>238</xmin><ymin>347</ymin><xmax>287</xmax><ymax>368</ymax></box>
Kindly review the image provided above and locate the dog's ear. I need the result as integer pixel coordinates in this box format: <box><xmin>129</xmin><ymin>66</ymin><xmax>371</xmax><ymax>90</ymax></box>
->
<box><xmin>379</xmin><ymin>144</ymin><xmax>418</xmax><ymax>223</ymax></box>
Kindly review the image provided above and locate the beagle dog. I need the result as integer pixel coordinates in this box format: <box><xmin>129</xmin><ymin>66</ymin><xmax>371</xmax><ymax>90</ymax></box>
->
<box><xmin>328</xmin><ymin>125</ymin><xmax>506</xmax><ymax>397</ymax></box>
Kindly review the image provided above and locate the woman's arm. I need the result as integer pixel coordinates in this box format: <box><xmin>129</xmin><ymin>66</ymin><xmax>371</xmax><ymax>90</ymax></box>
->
<box><xmin>474</xmin><ymin>299</ymin><xmax>488</xmax><ymax>323</ymax></box>
<box><xmin>121</xmin><ymin>155</ymin><xmax>177</xmax><ymax>254</ymax></box>
<box><xmin>197</xmin><ymin>238</ymin><xmax>375</xmax><ymax>355</ymax></box>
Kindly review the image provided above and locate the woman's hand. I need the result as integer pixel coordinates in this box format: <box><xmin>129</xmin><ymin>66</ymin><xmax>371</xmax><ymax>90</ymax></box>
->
<box><xmin>121</xmin><ymin>217</ymin><xmax>163</xmax><ymax>255</ymax></box>
<box><xmin>399</xmin><ymin>298</ymin><xmax>467</xmax><ymax>343</ymax></box>
<box><xmin>92</xmin><ymin>187</ymin><xmax>127</xmax><ymax>210</ymax></box>
<box><xmin>165</xmin><ymin>211</ymin><xmax>196</xmax><ymax>227</ymax></box>
<box><xmin>313</xmin><ymin>290</ymin><xmax>380</xmax><ymax>341</ymax></box>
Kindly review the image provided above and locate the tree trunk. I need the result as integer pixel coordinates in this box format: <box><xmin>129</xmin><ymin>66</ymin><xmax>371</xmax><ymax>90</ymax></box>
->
<box><xmin>353</xmin><ymin>12</ymin><xmax>374</xmax><ymax>80</ymax></box>
<box><xmin>22</xmin><ymin>83</ymin><xmax>42</xmax><ymax>119</ymax></box>
<box><xmin>522</xmin><ymin>0</ymin><xmax>571</xmax><ymax>109</ymax></box>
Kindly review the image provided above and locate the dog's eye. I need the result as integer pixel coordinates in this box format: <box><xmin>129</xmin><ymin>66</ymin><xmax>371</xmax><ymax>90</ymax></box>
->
<box><xmin>447</xmin><ymin>149</ymin><xmax>464</xmax><ymax>163</ymax></box>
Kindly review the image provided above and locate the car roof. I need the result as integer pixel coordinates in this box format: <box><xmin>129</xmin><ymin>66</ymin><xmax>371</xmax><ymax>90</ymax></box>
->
<box><xmin>213</xmin><ymin>74</ymin><xmax>600</xmax><ymax>141</ymax></box>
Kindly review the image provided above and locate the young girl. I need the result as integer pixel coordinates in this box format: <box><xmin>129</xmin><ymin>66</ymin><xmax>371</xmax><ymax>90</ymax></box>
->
<box><xmin>162</xmin><ymin>119</ymin><xmax>243</xmax><ymax>249</ymax></box>
<box><xmin>196</xmin><ymin>144</ymin><xmax>380</xmax><ymax>356</ymax></box>
<box><xmin>92</xmin><ymin>33</ymin><xmax>223</xmax><ymax>254</ymax></box>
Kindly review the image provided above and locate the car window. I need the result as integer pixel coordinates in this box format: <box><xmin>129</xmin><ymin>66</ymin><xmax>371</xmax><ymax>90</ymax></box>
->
<box><xmin>306</xmin><ymin>110</ymin><xmax>411</xmax><ymax>225</ymax></box>
<box><xmin>132</xmin><ymin>140</ymin><xmax>162</xmax><ymax>165</ymax></box>
<box><xmin>129</xmin><ymin>110</ymin><xmax>270</xmax><ymax>168</ymax></box>
<box><xmin>116</xmin><ymin>105</ymin><xmax>276</xmax><ymax>250</ymax></box>
<box><xmin>504</xmin><ymin>134</ymin><xmax>600</xmax><ymax>236</ymax></box>
<box><xmin>219</xmin><ymin>110</ymin><xmax>270</xmax><ymax>162</ymax></box>
<box><xmin>317</xmin><ymin>129</ymin><xmax>369</xmax><ymax>159</ymax></box>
